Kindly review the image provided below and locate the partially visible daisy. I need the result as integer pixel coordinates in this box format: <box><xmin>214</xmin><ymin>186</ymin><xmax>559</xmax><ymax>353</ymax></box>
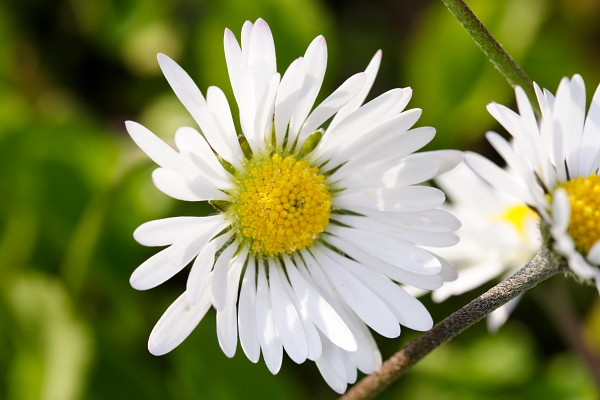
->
<box><xmin>430</xmin><ymin>163</ymin><xmax>540</xmax><ymax>330</ymax></box>
<box><xmin>126</xmin><ymin>19</ymin><xmax>461</xmax><ymax>393</ymax></box>
<box><xmin>466</xmin><ymin>74</ymin><xmax>600</xmax><ymax>292</ymax></box>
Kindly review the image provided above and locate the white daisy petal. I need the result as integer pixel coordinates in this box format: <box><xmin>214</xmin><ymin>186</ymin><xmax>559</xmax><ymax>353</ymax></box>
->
<box><xmin>432</xmin><ymin>261</ymin><xmax>505</xmax><ymax>303</ymax></box>
<box><xmin>328</xmin><ymin>50</ymin><xmax>382</xmax><ymax>132</ymax></box>
<box><xmin>336</xmin><ymin>185</ymin><xmax>446</xmax><ymax>213</ymax></box>
<box><xmin>206</xmin><ymin>86</ymin><xmax>244</xmax><ymax>167</ymax></box>
<box><xmin>240</xmin><ymin>21</ymin><xmax>253</xmax><ymax>62</ymax></box>
<box><xmin>588</xmin><ymin>242</ymin><xmax>600</xmax><ymax>264</ymax></box>
<box><xmin>274</xmin><ymin>58</ymin><xmax>305</xmax><ymax>147</ymax></box>
<box><xmin>132</xmin><ymin>222</ymin><xmax>223</xmax><ymax>291</ymax></box>
<box><xmin>327</xmin><ymin>225</ymin><xmax>441</xmax><ymax>275</ymax></box>
<box><xmin>152</xmin><ymin>168</ymin><xmax>224</xmax><ymax>201</ymax></box>
<box><xmin>279</xmin><ymin>256</ymin><xmax>323</xmax><ymax>360</ymax></box>
<box><xmin>350</xmin><ymin>207</ymin><xmax>461</xmax><ymax>233</ymax></box>
<box><xmin>254</xmin><ymin>73</ymin><xmax>280</xmax><ymax>153</ymax></box>
<box><xmin>322</xmin><ymin>108</ymin><xmax>424</xmax><ymax>171</ymax></box>
<box><xmin>174</xmin><ymin>127</ymin><xmax>232</xmax><ymax>179</ymax></box>
<box><xmin>248</xmin><ymin>18</ymin><xmax>277</xmax><ymax>89</ymax></box>
<box><xmin>133</xmin><ymin>215</ymin><xmax>224</xmax><ymax>247</ymax></box>
<box><xmin>580</xmin><ymin>82</ymin><xmax>600</xmax><ymax>176</ymax></box>
<box><xmin>216</xmin><ymin>246</ymin><xmax>247</xmax><ymax>357</ymax></box>
<box><xmin>211</xmin><ymin>242</ymin><xmax>241</xmax><ymax>311</ymax></box>
<box><xmin>485</xmin><ymin>131</ymin><xmax>532</xmax><ymax>180</ymax></box>
<box><xmin>297</xmin><ymin>72</ymin><xmax>367</xmax><ymax>145</ymax></box>
<box><xmin>256</xmin><ymin>259</ymin><xmax>283</xmax><ymax>374</ymax></box>
<box><xmin>320</xmin><ymin>88</ymin><xmax>408</xmax><ymax>152</ymax></box>
<box><xmin>130</xmin><ymin>247</ymin><xmax>172</xmax><ymax>290</ymax></box>
<box><xmin>487</xmin><ymin>296</ymin><xmax>522</xmax><ymax>333</ymax></box>
<box><xmin>299</xmin><ymin>251</ymin><xmax>383</xmax><ymax>373</ymax></box>
<box><xmin>333</xmin><ymin>147</ymin><xmax>439</xmax><ymax>189</ymax></box>
<box><xmin>157</xmin><ymin>53</ymin><xmax>211</xmax><ymax>129</ymax></box>
<box><xmin>158</xmin><ymin>54</ymin><xmax>238</xmax><ymax>165</ymax></box>
<box><xmin>322</xmin><ymin>246</ymin><xmax>433</xmax><ymax>331</ymax></box>
<box><xmin>268</xmin><ymin>259</ymin><xmax>308</xmax><ymax>364</ymax></box>
<box><xmin>181</xmin><ymin>152</ymin><xmax>233</xmax><ymax>190</ymax></box>
<box><xmin>557</xmin><ymin>76</ymin><xmax>586</xmax><ymax>174</ymax></box>
<box><xmin>186</xmin><ymin>231</ymin><xmax>234</xmax><ymax>304</ymax></box>
<box><xmin>224</xmin><ymin>28</ymin><xmax>243</xmax><ymax>99</ymax></box>
<box><xmin>315</xmin><ymin>342</ymin><xmax>349</xmax><ymax>394</ymax></box>
<box><xmin>412</xmin><ymin>149</ymin><xmax>464</xmax><ymax>175</ymax></box>
<box><xmin>325</xmin><ymin>234</ymin><xmax>444</xmax><ymax>289</ymax></box>
<box><xmin>284</xmin><ymin>256</ymin><xmax>357</xmax><ymax>352</ymax></box>
<box><xmin>126</xmin><ymin>121</ymin><xmax>179</xmax><ymax>169</ymax></box>
<box><xmin>335</xmin><ymin>214</ymin><xmax>459</xmax><ymax>247</ymax></box>
<box><xmin>238</xmin><ymin>255</ymin><xmax>261</xmax><ymax>363</ymax></box>
<box><xmin>329</xmin><ymin>126</ymin><xmax>436</xmax><ymax>176</ymax></box>
<box><xmin>148</xmin><ymin>280</ymin><xmax>212</xmax><ymax>356</ymax></box>
<box><xmin>288</xmin><ymin>35</ymin><xmax>327</xmax><ymax>143</ymax></box>
<box><xmin>315</xmin><ymin>248</ymin><xmax>400</xmax><ymax>338</ymax></box>
<box><xmin>465</xmin><ymin>152</ymin><xmax>532</xmax><ymax>203</ymax></box>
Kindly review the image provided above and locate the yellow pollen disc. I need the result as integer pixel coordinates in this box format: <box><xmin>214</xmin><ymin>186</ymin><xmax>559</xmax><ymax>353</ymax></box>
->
<box><xmin>229</xmin><ymin>154</ymin><xmax>332</xmax><ymax>256</ymax></box>
<box><xmin>557</xmin><ymin>174</ymin><xmax>600</xmax><ymax>254</ymax></box>
<box><xmin>494</xmin><ymin>204</ymin><xmax>538</xmax><ymax>238</ymax></box>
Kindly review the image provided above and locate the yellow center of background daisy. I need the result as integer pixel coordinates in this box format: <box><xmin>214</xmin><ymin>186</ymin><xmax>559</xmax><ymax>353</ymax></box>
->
<box><xmin>558</xmin><ymin>174</ymin><xmax>600</xmax><ymax>254</ymax></box>
<box><xmin>496</xmin><ymin>204</ymin><xmax>538</xmax><ymax>239</ymax></box>
<box><xmin>229</xmin><ymin>154</ymin><xmax>332</xmax><ymax>256</ymax></box>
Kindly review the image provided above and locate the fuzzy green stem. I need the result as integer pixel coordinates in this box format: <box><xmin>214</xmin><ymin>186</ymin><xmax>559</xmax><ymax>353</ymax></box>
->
<box><xmin>340</xmin><ymin>245</ymin><xmax>567</xmax><ymax>400</ymax></box>
<box><xmin>440</xmin><ymin>0</ymin><xmax>538</xmax><ymax>106</ymax></box>
<box><xmin>535</xmin><ymin>280</ymin><xmax>600</xmax><ymax>388</ymax></box>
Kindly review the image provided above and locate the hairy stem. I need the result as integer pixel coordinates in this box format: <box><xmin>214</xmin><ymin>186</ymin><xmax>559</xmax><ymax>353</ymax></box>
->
<box><xmin>536</xmin><ymin>280</ymin><xmax>600</xmax><ymax>388</ymax></box>
<box><xmin>340</xmin><ymin>245</ymin><xmax>566</xmax><ymax>400</ymax></box>
<box><xmin>440</xmin><ymin>0</ymin><xmax>538</xmax><ymax>107</ymax></box>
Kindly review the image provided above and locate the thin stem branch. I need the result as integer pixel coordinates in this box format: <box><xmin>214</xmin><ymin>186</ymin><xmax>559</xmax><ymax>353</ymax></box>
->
<box><xmin>440</xmin><ymin>0</ymin><xmax>538</xmax><ymax>107</ymax></box>
<box><xmin>535</xmin><ymin>280</ymin><xmax>600</xmax><ymax>387</ymax></box>
<box><xmin>340</xmin><ymin>245</ymin><xmax>566</xmax><ymax>400</ymax></box>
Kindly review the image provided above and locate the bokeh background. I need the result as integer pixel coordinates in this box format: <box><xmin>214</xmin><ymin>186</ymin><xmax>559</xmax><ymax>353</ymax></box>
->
<box><xmin>2</xmin><ymin>0</ymin><xmax>600</xmax><ymax>398</ymax></box>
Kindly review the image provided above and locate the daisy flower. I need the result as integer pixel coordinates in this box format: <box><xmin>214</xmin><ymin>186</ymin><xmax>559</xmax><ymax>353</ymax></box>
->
<box><xmin>430</xmin><ymin>163</ymin><xmax>540</xmax><ymax>331</ymax></box>
<box><xmin>126</xmin><ymin>18</ymin><xmax>461</xmax><ymax>393</ymax></box>
<box><xmin>466</xmin><ymin>74</ymin><xmax>600</xmax><ymax>293</ymax></box>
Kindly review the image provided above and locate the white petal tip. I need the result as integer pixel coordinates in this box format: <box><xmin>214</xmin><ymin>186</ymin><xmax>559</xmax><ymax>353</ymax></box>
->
<box><xmin>416</xmin><ymin>319</ymin><xmax>434</xmax><ymax>332</ymax></box>
<box><xmin>254</xmin><ymin>18</ymin><xmax>269</xmax><ymax>28</ymax></box>
<box><xmin>148</xmin><ymin>341</ymin><xmax>169</xmax><ymax>356</ymax></box>
<box><xmin>124</xmin><ymin>120</ymin><xmax>144</xmax><ymax>136</ymax></box>
<box><xmin>312</xmin><ymin>35</ymin><xmax>326</xmax><ymax>47</ymax></box>
<box><xmin>157</xmin><ymin>53</ymin><xmax>179</xmax><ymax>73</ymax></box>
<box><xmin>129</xmin><ymin>276</ymin><xmax>142</xmax><ymax>290</ymax></box>
<box><xmin>129</xmin><ymin>272</ymin><xmax>154</xmax><ymax>291</ymax></box>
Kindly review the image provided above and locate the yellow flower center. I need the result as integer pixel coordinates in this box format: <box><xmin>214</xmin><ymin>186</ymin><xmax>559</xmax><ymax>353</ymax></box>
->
<box><xmin>229</xmin><ymin>154</ymin><xmax>332</xmax><ymax>256</ymax></box>
<box><xmin>495</xmin><ymin>204</ymin><xmax>538</xmax><ymax>239</ymax></box>
<box><xmin>557</xmin><ymin>174</ymin><xmax>600</xmax><ymax>254</ymax></box>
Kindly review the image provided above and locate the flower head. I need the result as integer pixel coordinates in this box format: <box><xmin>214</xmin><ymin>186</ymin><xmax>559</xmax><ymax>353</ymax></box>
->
<box><xmin>431</xmin><ymin>163</ymin><xmax>540</xmax><ymax>330</ymax></box>
<box><xmin>466</xmin><ymin>75</ymin><xmax>600</xmax><ymax>292</ymax></box>
<box><xmin>127</xmin><ymin>18</ymin><xmax>461</xmax><ymax>393</ymax></box>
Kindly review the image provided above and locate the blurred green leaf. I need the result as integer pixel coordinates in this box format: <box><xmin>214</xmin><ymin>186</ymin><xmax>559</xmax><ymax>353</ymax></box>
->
<box><xmin>408</xmin><ymin>0</ymin><xmax>548</xmax><ymax>150</ymax></box>
<box><xmin>3</xmin><ymin>271</ymin><xmax>93</xmax><ymax>400</ymax></box>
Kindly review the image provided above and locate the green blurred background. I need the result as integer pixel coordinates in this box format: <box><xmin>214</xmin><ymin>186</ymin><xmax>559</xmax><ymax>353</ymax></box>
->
<box><xmin>1</xmin><ymin>0</ymin><xmax>600</xmax><ymax>398</ymax></box>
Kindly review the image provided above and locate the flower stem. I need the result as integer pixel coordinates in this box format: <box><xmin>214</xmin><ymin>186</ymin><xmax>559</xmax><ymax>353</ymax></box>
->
<box><xmin>440</xmin><ymin>0</ymin><xmax>538</xmax><ymax>107</ymax></box>
<box><xmin>535</xmin><ymin>280</ymin><xmax>600</xmax><ymax>388</ymax></box>
<box><xmin>340</xmin><ymin>245</ymin><xmax>567</xmax><ymax>400</ymax></box>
